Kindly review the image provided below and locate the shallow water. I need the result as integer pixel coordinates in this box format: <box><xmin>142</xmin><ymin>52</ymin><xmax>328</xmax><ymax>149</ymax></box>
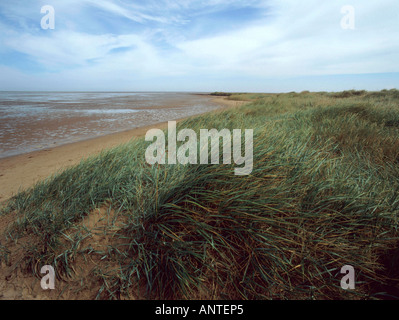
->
<box><xmin>0</xmin><ymin>92</ymin><xmax>220</xmax><ymax>159</ymax></box>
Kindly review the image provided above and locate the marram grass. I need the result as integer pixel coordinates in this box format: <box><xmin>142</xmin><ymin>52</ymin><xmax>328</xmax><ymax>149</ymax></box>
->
<box><xmin>1</xmin><ymin>90</ymin><xmax>399</xmax><ymax>300</ymax></box>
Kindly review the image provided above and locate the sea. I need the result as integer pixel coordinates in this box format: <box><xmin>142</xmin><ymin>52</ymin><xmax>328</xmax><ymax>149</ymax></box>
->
<box><xmin>0</xmin><ymin>92</ymin><xmax>221</xmax><ymax>159</ymax></box>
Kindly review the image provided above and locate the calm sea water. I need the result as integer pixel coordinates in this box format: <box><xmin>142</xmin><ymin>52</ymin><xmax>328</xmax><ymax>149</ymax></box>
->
<box><xmin>0</xmin><ymin>92</ymin><xmax>221</xmax><ymax>159</ymax></box>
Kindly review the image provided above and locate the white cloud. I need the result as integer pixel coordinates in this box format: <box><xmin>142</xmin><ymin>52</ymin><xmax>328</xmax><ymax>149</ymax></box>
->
<box><xmin>175</xmin><ymin>0</ymin><xmax>399</xmax><ymax>76</ymax></box>
<box><xmin>3</xmin><ymin>31</ymin><xmax>145</xmax><ymax>67</ymax></box>
<box><xmin>0</xmin><ymin>0</ymin><xmax>398</xmax><ymax>91</ymax></box>
<box><xmin>82</xmin><ymin>0</ymin><xmax>172</xmax><ymax>24</ymax></box>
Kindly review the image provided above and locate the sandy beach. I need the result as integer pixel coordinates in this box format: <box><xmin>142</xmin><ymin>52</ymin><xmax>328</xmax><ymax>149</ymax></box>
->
<box><xmin>0</xmin><ymin>96</ymin><xmax>244</xmax><ymax>203</ymax></box>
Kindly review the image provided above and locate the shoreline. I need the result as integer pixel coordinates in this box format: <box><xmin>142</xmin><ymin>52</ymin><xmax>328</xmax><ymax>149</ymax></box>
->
<box><xmin>0</xmin><ymin>96</ymin><xmax>245</xmax><ymax>203</ymax></box>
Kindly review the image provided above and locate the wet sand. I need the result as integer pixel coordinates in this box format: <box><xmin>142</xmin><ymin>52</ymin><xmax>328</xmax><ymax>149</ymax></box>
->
<box><xmin>0</xmin><ymin>97</ymin><xmax>245</xmax><ymax>203</ymax></box>
<box><xmin>0</xmin><ymin>92</ymin><xmax>224</xmax><ymax>159</ymax></box>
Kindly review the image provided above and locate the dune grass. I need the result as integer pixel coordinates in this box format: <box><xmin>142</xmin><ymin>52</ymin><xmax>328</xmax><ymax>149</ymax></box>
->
<box><xmin>1</xmin><ymin>89</ymin><xmax>399</xmax><ymax>299</ymax></box>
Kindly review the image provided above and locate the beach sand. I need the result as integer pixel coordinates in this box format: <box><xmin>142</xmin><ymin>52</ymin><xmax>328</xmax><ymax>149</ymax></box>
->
<box><xmin>0</xmin><ymin>96</ymin><xmax>244</xmax><ymax>203</ymax></box>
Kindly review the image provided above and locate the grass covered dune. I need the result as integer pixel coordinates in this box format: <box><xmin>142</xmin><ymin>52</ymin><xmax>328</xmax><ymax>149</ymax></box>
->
<box><xmin>1</xmin><ymin>90</ymin><xmax>399</xmax><ymax>300</ymax></box>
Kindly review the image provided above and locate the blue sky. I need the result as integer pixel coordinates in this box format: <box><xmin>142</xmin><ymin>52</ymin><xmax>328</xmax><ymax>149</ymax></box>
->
<box><xmin>0</xmin><ymin>0</ymin><xmax>398</xmax><ymax>92</ymax></box>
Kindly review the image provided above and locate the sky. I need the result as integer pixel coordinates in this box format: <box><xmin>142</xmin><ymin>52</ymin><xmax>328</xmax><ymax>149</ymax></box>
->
<box><xmin>0</xmin><ymin>0</ymin><xmax>398</xmax><ymax>92</ymax></box>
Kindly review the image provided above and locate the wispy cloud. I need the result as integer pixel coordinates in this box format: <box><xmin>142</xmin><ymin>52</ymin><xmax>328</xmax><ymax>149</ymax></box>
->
<box><xmin>0</xmin><ymin>0</ymin><xmax>398</xmax><ymax>91</ymax></box>
<box><xmin>81</xmin><ymin>0</ymin><xmax>174</xmax><ymax>24</ymax></box>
